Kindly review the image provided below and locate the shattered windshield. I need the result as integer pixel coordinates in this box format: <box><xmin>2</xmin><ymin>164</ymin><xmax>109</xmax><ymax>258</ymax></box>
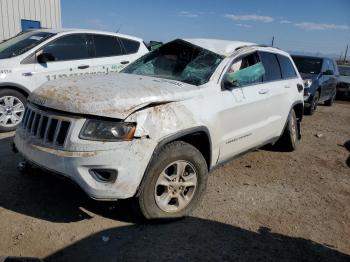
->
<box><xmin>122</xmin><ymin>39</ymin><xmax>224</xmax><ymax>86</ymax></box>
<box><xmin>0</xmin><ymin>31</ymin><xmax>54</xmax><ymax>59</ymax></box>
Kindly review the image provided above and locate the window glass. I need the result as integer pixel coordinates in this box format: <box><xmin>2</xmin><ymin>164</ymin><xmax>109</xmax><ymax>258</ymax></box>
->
<box><xmin>326</xmin><ymin>59</ymin><xmax>334</xmax><ymax>74</ymax></box>
<box><xmin>0</xmin><ymin>31</ymin><xmax>54</xmax><ymax>59</ymax></box>
<box><xmin>277</xmin><ymin>54</ymin><xmax>297</xmax><ymax>79</ymax></box>
<box><xmin>292</xmin><ymin>56</ymin><xmax>322</xmax><ymax>74</ymax></box>
<box><xmin>120</xmin><ymin>38</ymin><xmax>140</xmax><ymax>54</ymax></box>
<box><xmin>93</xmin><ymin>34</ymin><xmax>123</xmax><ymax>57</ymax></box>
<box><xmin>259</xmin><ymin>52</ymin><xmax>282</xmax><ymax>81</ymax></box>
<box><xmin>225</xmin><ymin>52</ymin><xmax>265</xmax><ymax>87</ymax></box>
<box><xmin>339</xmin><ymin>66</ymin><xmax>350</xmax><ymax>76</ymax></box>
<box><xmin>41</xmin><ymin>34</ymin><xmax>89</xmax><ymax>61</ymax></box>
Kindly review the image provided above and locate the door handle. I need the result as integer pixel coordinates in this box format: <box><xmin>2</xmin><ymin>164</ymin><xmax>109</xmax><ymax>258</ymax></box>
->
<box><xmin>258</xmin><ymin>89</ymin><xmax>269</xmax><ymax>94</ymax></box>
<box><xmin>77</xmin><ymin>65</ymin><xmax>90</xmax><ymax>69</ymax></box>
<box><xmin>120</xmin><ymin>61</ymin><xmax>130</xmax><ymax>65</ymax></box>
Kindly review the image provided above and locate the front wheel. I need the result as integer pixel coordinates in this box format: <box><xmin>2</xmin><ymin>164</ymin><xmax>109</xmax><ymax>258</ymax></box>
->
<box><xmin>0</xmin><ymin>89</ymin><xmax>27</xmax><ymax>132</ymax></box>
<box><xmin>304</xmin><ymin>91</ymin><xmax>319</xmax><ymax>115</ymax></box>
<box><xmin>138</xmin><ymin>141</ymin><xmax>208</xmax><ymax>220</ymax></box>
<box><xmin>324</xmin><ymin>91</ymin><xmax>336</xmax><ymax>106</ymax></box>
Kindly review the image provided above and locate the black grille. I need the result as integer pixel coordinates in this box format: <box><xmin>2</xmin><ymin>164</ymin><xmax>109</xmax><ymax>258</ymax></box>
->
<box><xmin>21</xmin><ymin>107</ymin><xmax>71</xmax><ymax>147</ymax></box>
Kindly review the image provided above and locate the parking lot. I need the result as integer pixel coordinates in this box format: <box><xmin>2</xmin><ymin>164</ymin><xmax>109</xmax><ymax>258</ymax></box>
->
<box><xmin>0</xmin><ymin>101</ymin><xmax>348</xmax><ymax>261</ymax></box>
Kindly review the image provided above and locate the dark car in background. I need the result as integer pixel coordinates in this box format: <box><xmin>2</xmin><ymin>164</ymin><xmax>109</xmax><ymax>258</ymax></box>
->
<box><xmin>291</xmin><ymin>55</ymin><xmax>339</xmax><ymax>115</ymax></box>
<box><xmin>337</xmin><ymin>65</ymin><xmax>350</xmax><ymax>98</ymax></box>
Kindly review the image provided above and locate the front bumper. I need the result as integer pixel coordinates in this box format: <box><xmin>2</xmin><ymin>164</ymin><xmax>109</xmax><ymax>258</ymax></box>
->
<box><xmin>14</xmin><ymin>130</ymin><xmax>155</xmax><ymax>200</ymax></box>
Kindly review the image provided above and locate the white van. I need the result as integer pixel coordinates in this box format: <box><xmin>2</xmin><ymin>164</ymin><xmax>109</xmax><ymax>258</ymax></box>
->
<box><xmin>0</xmin><ymin>29</ymin><xmax>149</xmax><ymax>131</ymax></box>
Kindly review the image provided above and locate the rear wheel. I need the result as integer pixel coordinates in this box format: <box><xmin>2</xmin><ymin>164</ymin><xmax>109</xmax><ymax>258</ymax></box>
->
<box><xmin>0</xmin><ymin>89</ymin><xmax>26</xmax><ymax>132</ymax></box>
<box><xmin>304</xmin><ymin>91</ymin><xmax>319</xmax><ymax>115</ymax></box>
<box><xmin>138</xmin><ymin>141</ymin><xmax>208</xmax><ymax>220</ymax></box>
<box><xmin>277</xmin><ymin>110</ymin><xmax>300</xmax><ymax>152</ymax></box>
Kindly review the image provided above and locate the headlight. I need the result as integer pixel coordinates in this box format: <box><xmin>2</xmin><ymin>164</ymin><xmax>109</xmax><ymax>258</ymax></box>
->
<box><xmin>303</xmin><ymin>79</ymin><xmax>313</xmax><ymax>88</ymax></box>
<box><xmin>80</xmin><ymin>120</ymin><xmax>136</xmax><ymax>141</ymax></box>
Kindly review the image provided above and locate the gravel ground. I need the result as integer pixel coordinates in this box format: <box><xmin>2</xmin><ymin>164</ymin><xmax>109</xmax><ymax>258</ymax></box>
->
<box><xmin>0</xmin><ymin>101</ymin><xmax>349</xmax><ymax>262</ymax></box>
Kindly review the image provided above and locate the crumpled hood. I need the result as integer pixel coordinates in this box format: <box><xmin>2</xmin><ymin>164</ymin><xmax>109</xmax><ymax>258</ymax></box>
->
<box><xmin>29</xmin><ymin>73</ymin><xmax>200</xmax><ymax>119</ymax></box>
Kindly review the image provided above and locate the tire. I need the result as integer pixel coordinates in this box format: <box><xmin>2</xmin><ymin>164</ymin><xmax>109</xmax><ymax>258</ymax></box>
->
<box><xmin>324</xmin><ymin>91</ymin><xmax>336</xmax><ymax>106</ymax></box>
<box><xmin>277</xmin><ymin>110</ymin><xmax>300</xmax><ymax>152</ymax></box>
<box><xmin>304</xmin><ymin>91</ymin><xmax>319</xmax><ymax>115</ymax></box>
<box><xmin>138</xmin><ymin>141</ymin><xmax>208</xmax><ymax>220</ymax></box>
<box><xmin>0</xmin><ymin>89</ymin><xmax>27</xmax><ymax>132</ymax></box>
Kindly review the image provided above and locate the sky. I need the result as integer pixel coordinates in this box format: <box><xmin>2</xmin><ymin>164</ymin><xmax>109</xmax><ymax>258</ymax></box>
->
<box><xmin>62</xmin><ymin>0</ymin><xmax>350</xmax><ymax>57</ymax></box>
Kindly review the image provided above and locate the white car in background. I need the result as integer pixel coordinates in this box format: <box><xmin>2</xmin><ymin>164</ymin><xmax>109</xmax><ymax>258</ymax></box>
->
<box><xmin>15</xmin><ymin>39</ymin><xmax>304</xmax><ymax>220</ymax></box>
<box><xmin>0</xmin><ymin>29</ymin><xmax>149</xmax><ymax>131</ymax></box>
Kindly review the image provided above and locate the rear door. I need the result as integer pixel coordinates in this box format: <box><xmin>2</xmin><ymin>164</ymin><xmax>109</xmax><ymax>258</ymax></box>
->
<box><xmin>34</xmin><ymin>34</ymin><xmax>92</xmax><ymax>86</ymax></box>
<box><xmin>257</xmin><ymin>51</ymin><xmax>289</xmax><ymax>138</ymax></box>
<box><xmin>119</xmin><ymin>37</ymin><xmax>144</xmax><ymax>66</ymax></box>
<box><xmin>89</xmin><ymin>34</ymin><xmax>127</xmax><ymax>75</ymax></box>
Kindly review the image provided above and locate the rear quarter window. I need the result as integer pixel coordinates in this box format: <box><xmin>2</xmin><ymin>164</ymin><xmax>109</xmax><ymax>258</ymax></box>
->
<box><xmin>120</xmin><ymin>38</ymin><xmax>140</xmax><ymax>54</ymax></box>
<box><xmin>259</xmin><ymin>51</ymin><xmax>282</xmax><ymax>82</ymax></box>
<box><xmin>277</xmin><ymin>54</ymin><xmax>297</xmax><ymax>79</ymax></box>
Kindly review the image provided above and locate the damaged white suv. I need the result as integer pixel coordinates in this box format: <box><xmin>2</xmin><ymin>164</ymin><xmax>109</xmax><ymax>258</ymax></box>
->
<box><xmin>14</xmin><ymin>39</ymin><xmax>304</xmax><ymax>219</ymax></box>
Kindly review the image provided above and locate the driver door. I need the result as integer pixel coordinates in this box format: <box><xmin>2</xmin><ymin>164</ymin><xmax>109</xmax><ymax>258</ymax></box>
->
<box><xmin>217</xmin><ymin>51</ymin><xmax>276</xmax><ymax>162</ymax></box>
<box><xmin>34</xmin><ymin>34</ymin><xmax>93</xmax><ymax>86</ymax></box>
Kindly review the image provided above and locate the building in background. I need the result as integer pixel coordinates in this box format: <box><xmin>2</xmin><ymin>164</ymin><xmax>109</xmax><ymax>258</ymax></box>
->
<box><xmin>0</xmin><ymin>0</ymin><xmax>61</xmax><ymax>42</ymax></box>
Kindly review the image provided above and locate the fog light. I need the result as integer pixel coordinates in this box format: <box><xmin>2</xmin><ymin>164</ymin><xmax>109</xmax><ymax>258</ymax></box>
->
<box><xmin>89</xmin><ymin>169</ymin><xmax>118</xmax><ymax>183</ymax></box>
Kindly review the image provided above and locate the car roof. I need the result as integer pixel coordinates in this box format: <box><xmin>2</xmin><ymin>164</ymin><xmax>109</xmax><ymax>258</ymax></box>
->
<box><xmin>24</xmin><ymin>28</ymin><xmax>143</xmax><ymax>42</ymax></box>
<box><xmin>291</xmin><ymin>54</ymin><xmax>328</xmax><ymax>60</ymax></box>
<box><xmin>182</xmin><ymin>38</ymin><xmax>256</xmax><ymax>57</ymax></box>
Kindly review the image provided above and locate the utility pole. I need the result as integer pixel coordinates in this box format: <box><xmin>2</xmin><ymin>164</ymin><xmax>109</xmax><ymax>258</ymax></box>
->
<box><xmin>344</xmin><ymin>44</ymin><xmax>348</xmax><ymax>63</ymax></box>
<box><xmin>271</xmin><ymin>36</ymin><xmax>274</xmax><ymax>47</ymax></box>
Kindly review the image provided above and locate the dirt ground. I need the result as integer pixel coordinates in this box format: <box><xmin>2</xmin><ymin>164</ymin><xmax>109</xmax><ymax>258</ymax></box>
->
<box><xmin>0</xmin><ymin>101</ymin><xmax>349</xmax><ymax>262</ymax></box>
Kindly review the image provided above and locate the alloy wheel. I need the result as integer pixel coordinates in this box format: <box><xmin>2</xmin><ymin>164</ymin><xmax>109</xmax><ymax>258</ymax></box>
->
<box><xmin>154</xmin><ymin>160</ymin><xmax>198</xmax><ymax>213</ymax></box>
<box><xmin>0</xmin><ymin>96</ymin><xmax>25</xmax><ymax>128</ymax></box>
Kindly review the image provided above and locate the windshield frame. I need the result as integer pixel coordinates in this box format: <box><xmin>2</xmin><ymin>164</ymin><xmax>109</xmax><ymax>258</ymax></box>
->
<box><xmin>0</xmin><ymin>30</ymin><xmax>55</xmax><ymax>59</ymax></box>
<box><xmin>122</xmin><ymin>39</ymin><xmax>225</xmax><ymax>86</ymax></box>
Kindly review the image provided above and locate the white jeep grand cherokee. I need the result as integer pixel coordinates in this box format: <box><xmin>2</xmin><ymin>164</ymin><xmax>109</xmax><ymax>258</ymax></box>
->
<box><xmin>14</xmin><ymin>39</ymin><xmax>304</xmax><ymax>219</ymax></box>
<box><xmin>0</xmin><ymin>29</ymin><xmax>148</xmax><ymax>131</ymax></box>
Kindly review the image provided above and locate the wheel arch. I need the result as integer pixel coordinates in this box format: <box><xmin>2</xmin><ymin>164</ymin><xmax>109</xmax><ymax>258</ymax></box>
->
<box><xmin>280</xmin><ymin>100</ymin><xmax>303</xmax><ymax>140</ymax></box>
<box><xmin>135</xmin><ymin>126</ymin><xmax>212</xmax><ymax>197</ymax></box>
<box><xmin>0</xmin><ymin>83</ymin><xmax>31</xmax><ymax>98</ymax></box>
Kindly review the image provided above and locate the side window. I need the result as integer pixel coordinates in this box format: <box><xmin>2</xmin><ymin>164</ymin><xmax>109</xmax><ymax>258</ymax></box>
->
<box><xmin>277</xmin><ymin>54</ymin><xmax>297</xmax><ymax>79</ymax></box>
<box><xmin>41</xmin><ymin>34</ymin><xmax>89</xmax><ymax>61</ymax></box>
<box><xmin>119</xmin><ymin>38</ymin><xmax>140</xmax><ymax>54</ymax></box>
<box><xmin>259</xmin><ymin>51</ymin><xmax>282</xmax><ymax>82</ymax></box>
<box><xmin>92</xmin><ymin>34</ymin><xmax>123</xmax><ymax>58</ymax></box>
<box><xmin>225</xmin><ymin>52</ymin><xmax>265</xmax><ymax>87</ymax></box>
<box><xmin>327</xmin><ymin>59</ymin><xmax>335</xmax><ymax>75</ymax></box>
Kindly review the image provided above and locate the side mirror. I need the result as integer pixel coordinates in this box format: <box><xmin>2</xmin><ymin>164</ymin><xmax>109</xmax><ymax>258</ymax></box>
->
<box><xmin>322</xmin><ymin>69</ymin><xmax>334</xmax><ymax>76</ymax></box>
<box><xmin>223</xmin><ymin>77</ymin><xmax>240</xmax><ymax>90</ymax></box>
<box><xmin>37</xmin><ymin>52</ymin><xmax>55</xmax><ymax>64</ymax></box>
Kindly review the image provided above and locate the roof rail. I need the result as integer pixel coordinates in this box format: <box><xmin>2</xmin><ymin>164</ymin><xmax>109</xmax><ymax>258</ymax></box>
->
<box><xmin>235</xmin><ymin>44</ymin><xmax>281</xmax><ymax>51</ymax></box>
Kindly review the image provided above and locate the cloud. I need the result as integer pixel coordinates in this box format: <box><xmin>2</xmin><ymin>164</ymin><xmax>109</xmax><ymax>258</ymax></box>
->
<box><xmin>236</xmin><ymin>23</ymin><xmax>253</xmax><ymax>28</ymax></box>
<box><xmin>225</xmin><ymin>14</ymin><xmax>274</xmax><ymax>23</ymax></box>
<box><xmin>280</xmin><ymin>20</ymin><xmax>292</xmax><ymax>24</ymax></box>
<box><xmin>294</xmin><ymin>22</ymin><xmax>349</xmax><ymax>30</ymax></box>
<box><xmin>178</xmin><ymin>11</ymin><xmax>199</xmax><ymax>18</ymax></box>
